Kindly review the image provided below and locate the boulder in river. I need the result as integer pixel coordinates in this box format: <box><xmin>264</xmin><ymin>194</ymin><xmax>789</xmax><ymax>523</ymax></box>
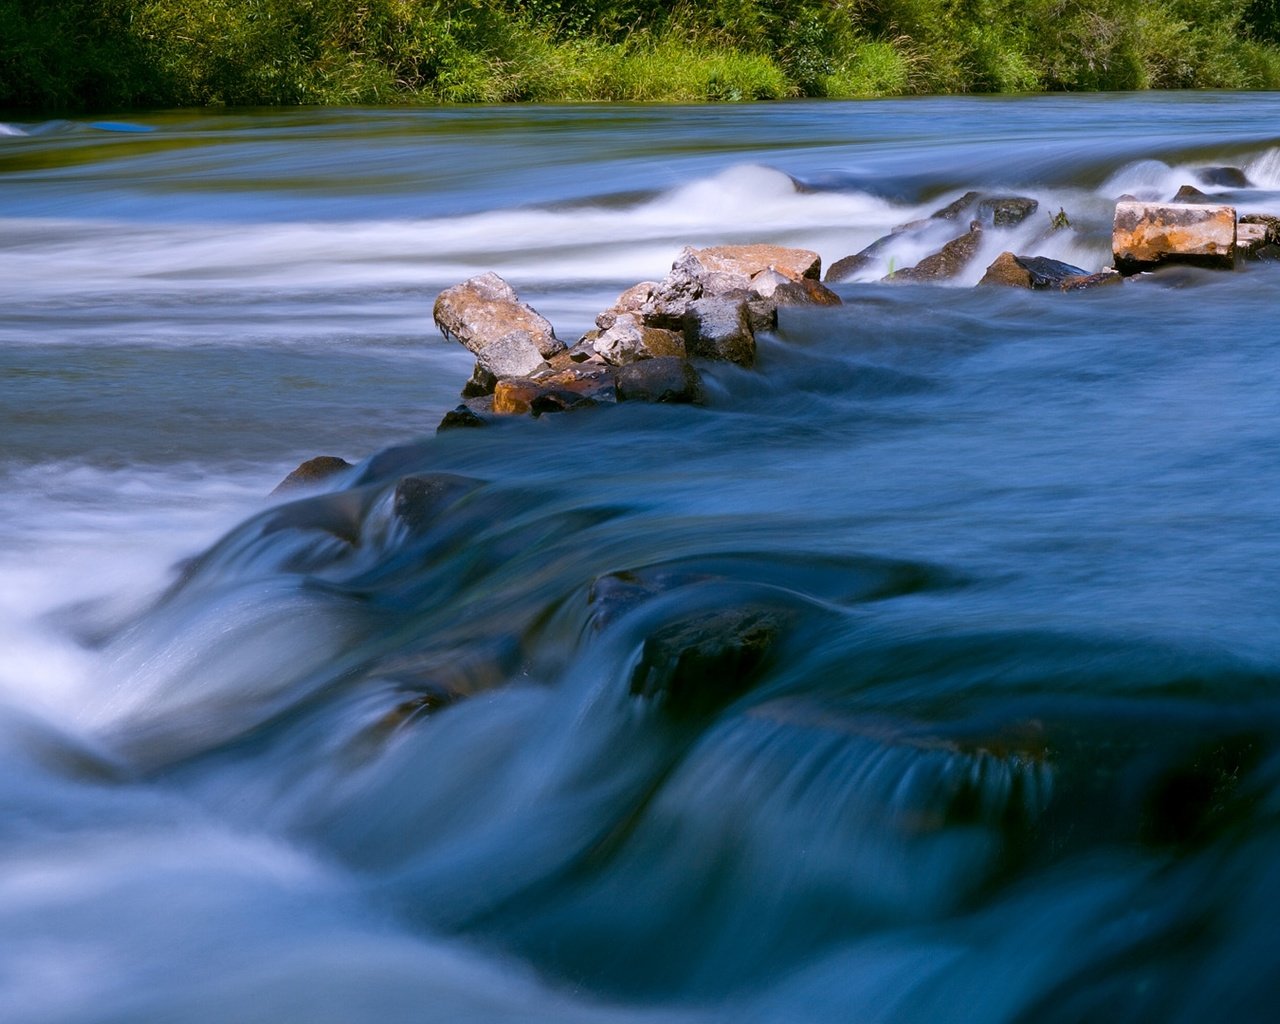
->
<box><xmin>492</xmin><ymin>365</ymin><xmax>618</xmax><ymax>416</ymax></box>
<box><xmin>889</xmin><ymin>221</ymin><xmax>985</xmax><ymax>283</ymax></box>
<box><xmin>978</xmin><ymin>195</ymin><xmax>1039</xmax><ymax>227</ymax></box>
<box><xmin>1195</xmin><ymin>166</ymin><xmax>1251</xmax><ymax>188</ymax></box>
<box><xmin>434</xmin><ymin>272</ymin><xmax>565</xmax><ymax>369</ymax></box>
<box><xmin>1171</xmin><ymin>184</ymin><xmax>1210</xmax><ymax>203</ymax></box>
<box><xmin>682</xmin><ymin>243</ymin><xmax>822</xmax><ymax>286</ymax></box>
<box><xmin>1112</xmin><ymin>201</ymin><xmax>1236</xmax><ymax>274</ymax></box>
<box><xmin>978</xmin><ymin>251</ymin><xmax>1106</xmax><ymax>290</ymax></box>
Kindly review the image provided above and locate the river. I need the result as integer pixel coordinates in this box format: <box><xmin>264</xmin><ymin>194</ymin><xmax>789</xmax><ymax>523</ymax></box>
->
<box><xmin>2</xmin><ymin>93</ymin><xmax>1279</xmax><ymax>1022</ymax></box>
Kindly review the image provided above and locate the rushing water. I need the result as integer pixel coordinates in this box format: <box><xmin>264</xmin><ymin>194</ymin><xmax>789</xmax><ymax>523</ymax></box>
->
<box><xmin>3</xmin><ymin>93</ymin><xmax>1280</xmax><ymax>1022</ymax></box>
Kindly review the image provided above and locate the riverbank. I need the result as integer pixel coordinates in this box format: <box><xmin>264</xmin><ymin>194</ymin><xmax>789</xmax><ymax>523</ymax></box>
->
<box><xmin>6</xmin><ymin>0</ymin><xmax>1280</xmax><ymax>111</ymax></box>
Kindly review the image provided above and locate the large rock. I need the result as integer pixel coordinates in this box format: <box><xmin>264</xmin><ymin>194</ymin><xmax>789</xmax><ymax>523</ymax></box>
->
<box><xmin>433</xmin><ymin>272</ymin><xmax>565</xmax><ymax>364</ymax></box>
<box><xmin>890</xmin><ymin>222</ymin><xmax>985</xmax><ymax>283</ymax></box>
<box><xmin>1196</xmin><ymin>166</ymin><xmax>1250</xmax><ymax>188</ymax></box>
<box><xmin>683</xmin><ymin>296</ymin><xmax>755</xmax><ymax>367</ymax></box>
<box><xmin>978</xmin><ymin>251</ymin><xmax>1092</xmax><ymax>290</ymax></box>
<box><xmin>1112</xmin><ymin>202</ymin><xmax>1236</xmax><ymax>274</ymax></box>
<box><xmin>681</xmin><ymin>244</ymin><xmax>822</xmax><ymax>285</ymax></box>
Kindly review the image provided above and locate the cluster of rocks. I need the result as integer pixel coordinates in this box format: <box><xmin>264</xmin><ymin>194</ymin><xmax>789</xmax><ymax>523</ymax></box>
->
<box><xmin>432</xmin><ymin>244</ymin><xmax>841</xmax><ymax>428</ymax></box>
<box><xmin>419</xmin><ymin>167</ymin><xmax>1279</xmax><ymax>431</ymax></box>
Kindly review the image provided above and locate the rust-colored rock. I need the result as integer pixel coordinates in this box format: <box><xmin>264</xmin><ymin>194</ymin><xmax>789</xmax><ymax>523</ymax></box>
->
<box><xmin>684</xmin><ymin>244</ymin><xmax>822</xmax><ymax>285</ymax></box>
<box><xmin>492</xmin><ymin>366</ymin><xmax>617</xmax><ymax>416</ymax></box>
<box><xmin>773</xmin><ymin>277</ymin><xmax>842</xmax><ymax>306</ymax></box>
<box><xmin>1112</xmin><ymin>201</ymin><xmax>1236</xmax><ymax>274</ymax></box>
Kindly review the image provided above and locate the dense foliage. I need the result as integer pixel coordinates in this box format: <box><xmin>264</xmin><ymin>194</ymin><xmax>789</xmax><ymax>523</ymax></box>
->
<box><xmin>4</xmin><ymin>0</ymin><xmax>1280</xmax><ymax>110</ymax></box>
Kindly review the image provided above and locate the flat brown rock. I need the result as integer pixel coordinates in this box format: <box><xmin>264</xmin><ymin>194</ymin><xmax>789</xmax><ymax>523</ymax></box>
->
<box><xmin>1112</xmin><ymin>202</ymin><xmax>1236</xmax><ymax>274</ymax></box>
<box><xmin>686</xmin><ymin>244</ymin><xmax>822</xmax><ymax>284</ymax></box>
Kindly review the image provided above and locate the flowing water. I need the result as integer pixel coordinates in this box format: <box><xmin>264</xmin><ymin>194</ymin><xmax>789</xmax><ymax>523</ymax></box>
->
<box><xmin>3</xmin><ymin>93</ymin><xmax>1280</xmax><ymax>1022</ymax></box>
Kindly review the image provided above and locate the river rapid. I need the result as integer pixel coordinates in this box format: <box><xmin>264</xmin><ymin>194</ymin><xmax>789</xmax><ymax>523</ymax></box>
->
<box><xmin>2</xmin><ymin>93</ymin><xmax>1280</xmax><ymax>1022</ymax></box>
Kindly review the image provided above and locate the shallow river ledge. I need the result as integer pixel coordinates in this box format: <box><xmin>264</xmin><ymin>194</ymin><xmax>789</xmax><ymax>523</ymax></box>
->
<box><xmin>2</xmin><ymin>95</ymin><xmax>1280</xmax><ymax>1023</ymax></box>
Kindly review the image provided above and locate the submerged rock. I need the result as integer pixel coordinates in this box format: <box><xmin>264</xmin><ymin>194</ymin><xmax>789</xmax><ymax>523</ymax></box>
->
<box><xmin>614</xmin><ymin>357</ymin><xmax>704</xmax><ymax>404</ymax></box>
<box><xmin>1113</xmin><ymin>201</ymin><xmax>1236</xmax><ymax>274</ymax></box>
<box><xmin>393</xmin><ymin>473</ymin><xmax>483</xmax><ymax>534</ymax></box>
<box><xmin>929</xmin><ymin>190</ymin><xmax>982</xmax><ymax>221</ymax></box>
<box><xmin>437</xmin><ymin>396</ymin><xmax>496</xmax><ymax>431</ymax></box>
<box><xmin>629</xmin><ymin>606</ymin><xmax>784</xmax><ymax>717</ymax></box>
<box><xmin>890</xmin><ymin>221</ymin><xmax>985</xmax><ymax>283</ymax></box>
<box><xmin>271</xmin><ymin>455</ymin><xmax>353</xmax><ymax>495</ymax></box>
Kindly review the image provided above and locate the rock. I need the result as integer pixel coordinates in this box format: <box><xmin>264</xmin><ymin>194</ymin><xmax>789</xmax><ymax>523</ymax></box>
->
<box><xmin>1255</xmin><ymin>244</ymin><xmax>1280</xmax><ymax>262</ymax></box>
<box><xmin>1171</xmin><ymin>184</ymin><xmax>1209</xmax><ymax>203</ymax></box>
<box><xmin>1112</xmin><ymin>201</ymin><xmax>1236</xmax><ymax>274</ymax></box>
<box><xmin>978</xmin><ymin>195</ymin><xmax>1039</xmax><ymax>227</ymax></box>
<box><xmin>929</xmin><ymin>190</ymin><xmax>982</xmax><ymax>221</ymax></box>
<box><xmin>474</xmin><ymin>330</ymin><xmax>551</xmax><ymax>380</ymax></box>
<box><xmin>271</xmin><ymin>456</ymin><xmax>353</xmax><ymax>495</ymax></box>
<box><xmin>629</xmin><ymin>606</ymin><xmax>783</xmax><ymax>717</ymax></box>
<box><xmin>615</xmin><ymin>357</ymin><xmax>704</xmax><ymax>404</ymax></box>
<box><xmin>1061</xmin><ymin>269</ymin><xmax>1124</xmax><ymax>291</ymax></box>
<box><xmin>683</xmin><ymin>296</ymin><xmax>755</xmax><ymax>367</ymax></box>
<box><xmin>683</xmin><ymin>243</ymin><xmax>822</xmax><ymax>284</ymax></box>
<box><xmin>890</xmin><ymin>221</ymin><xmax>984</xmax><ymax>283</ymax></box>
<box><xmin>596</xmin><ymin>281</ymin><xmax>659</xmax><ymax>330</ymax></box>
<box><xmin>826</xmin><ymin>236</ymin><xmax>895</xmax><ymax>283</ymax></box>
<box><xmin>592</xmin><ymin>313</ymin><xmax>686</xmax><ymax>365</ymax></box>
<box><xmin>492</xmin><ymin>366</ymin><xmax>617</xmax><ymax>416</ymax></box>
<box><xmin>437</xmin><ymin>396</ymin><xmax>495</xmax><ymax>432</ymax></box>
<box><xmin>978</xmin><ymin>251</ymin><xmax>1092</xmax><ymax>290</ymax></box>
<box><xmin>461</xmin><ymin>361</ymin><xmax>498</xmax><ymax>398</ymax></box>
<box><xmin>773</xmin><ymin>277</ymin><xmax>842</xmax><ymax>306</ymax></box>
<box><xmin>433</xmin><ymin>272</ymin><xmax>565</xmax><ymax>362</ymax></box>
<box><xmin>1236</xmin><ymin>221</ymin><xmax>1269</xmax><ymax>259</ymax></box>
<box><xmin>1239</xmin><ymin>214</ymin><xmax>1280</xmax><ymax>245</ymax></box>
<box><xmin>393</xmin><ymin>473</ymin><xmax>482</xmax><ymax>534</ymax></box>
<box><xmin>1196</xmin><ymin>166</ymin><xmax>1251</xmax><ymax>188</ymax></box>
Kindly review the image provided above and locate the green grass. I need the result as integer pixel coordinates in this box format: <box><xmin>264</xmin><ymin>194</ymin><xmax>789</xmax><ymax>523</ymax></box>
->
<box><xmin>4</xmin><ymin>0</ymin><xmax>1280</xmax><ymax>111</ymax></box>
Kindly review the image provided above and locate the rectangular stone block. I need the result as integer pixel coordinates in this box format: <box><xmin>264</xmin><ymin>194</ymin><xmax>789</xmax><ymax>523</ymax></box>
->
<box><xmin>1113</xmin><ymin>202</ymin><xmax>1236</xmax><ymax>273</ymax></box>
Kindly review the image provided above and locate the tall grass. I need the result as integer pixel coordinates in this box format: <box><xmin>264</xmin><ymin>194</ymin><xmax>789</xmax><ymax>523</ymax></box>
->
<box><xmin>3</xmin><ymin>0</ymin><xmax>1280</xmax><ymax>111</ymax></box>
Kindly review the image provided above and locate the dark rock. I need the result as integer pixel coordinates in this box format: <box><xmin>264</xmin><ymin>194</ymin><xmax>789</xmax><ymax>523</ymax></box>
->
<box><xmin>890</xmin><ymin>222</ymin><xmax>984</xmax><ymax>283</ymax></box>
<box><xmin>629</xmin><ymin>606</ymin><xmax>782</xmax><ymax>717</ymax></box>
<box><xmin>978</xmin><ymin>251</ymin><xmax>1092</xmax><ymax>290</ymax></box>
<box><xmin>683</xmin><ymin>296</ymin><xmax>755</xmax><ymax>367</ymax></box>
<box><xmin>615</xmin><ymin>357</ymin><xmax>704</xmax><ymax>404</ymax></box>
<box><xmin>1171</xmin><ymin>184</ymin><xmax>1209</xmax><ymax>203</ymax></box>
<box><xmin>1195</xmin><ymin>166</ymin><xmax>1251</xmax><ymax>188</ymax></box>
<box><xmin>773</xmin><ymin>277</ymin><xmax>843</xmax><ymax>306</ymax></box>
<box><xmin>1255</xmin><ymin>243</ymin><xmax>1280</xmax><ymax>262</ymax></box>
<box><xmin>978</xmin><ymin>195</ymin><xmax>1039</xmax><ymax>227</ymax></box>
<box><xmin>393</xmin><ymin>473</ymin><xmax>483</xmax><ymax>534</ymax></box>
<box><xmin>929</xmin><ymin>190</ymin><xmax>982</xmax><ymax>221</ymax></box>
<box><xmin>437</xmin><ymin>396</ymin><xmax>495</xmax><ymax>432</ymax></box>
<box><xmin>461</xmin><ymin>361</ymin><xmax>498</xmax><ymax>398</ymax></box>
<box><xmin>271</xmin><ymin>456</ymin><xmax>353</xmax><ymax>496</ymax></box>
<box><xmin>1113</xmin><ymin>201</ymin><xmax>1236</xmax><ymax>274</ymax></box>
